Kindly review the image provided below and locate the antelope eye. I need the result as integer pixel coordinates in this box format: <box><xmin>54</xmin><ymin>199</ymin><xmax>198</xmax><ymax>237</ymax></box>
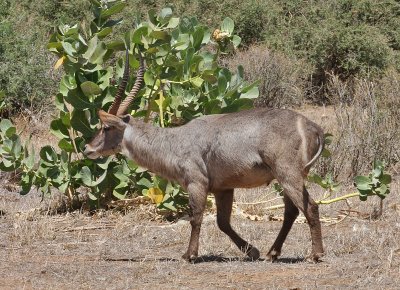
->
<box><xmin>103</xmin><ymin>126</ymin><xmax>111</xmax><ymax>132</ymax></box>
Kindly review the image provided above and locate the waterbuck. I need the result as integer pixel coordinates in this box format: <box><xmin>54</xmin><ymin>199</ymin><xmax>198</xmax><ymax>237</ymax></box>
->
<box><xmin>84</xmin><ymin>50</ymin><xmax>325</xmax><ymax>262</ymax></box>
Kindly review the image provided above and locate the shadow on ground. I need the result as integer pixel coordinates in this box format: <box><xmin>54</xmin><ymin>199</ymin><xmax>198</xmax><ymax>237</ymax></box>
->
<box><xmin>102</xmin><ymin>255</ymin><xmax>305</xmax><ymax>264</ymax></box>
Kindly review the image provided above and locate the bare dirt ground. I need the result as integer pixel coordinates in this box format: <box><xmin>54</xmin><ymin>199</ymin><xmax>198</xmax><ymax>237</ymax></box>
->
<box><xmin>1</xmin><ymin>179</ymin><xmax>399</xmax><ymax>290</ymax></box>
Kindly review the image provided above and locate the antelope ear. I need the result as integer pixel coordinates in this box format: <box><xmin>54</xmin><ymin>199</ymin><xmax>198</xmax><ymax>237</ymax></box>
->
<box><xmin>98</xmin><ymin>110</ymin><xmax>127</xmax><ymax>130</ymax></box>
<box><xmin>120</xmin><ymin>114</ymin><xmax>131</xmax><ymax>124</ymax></box>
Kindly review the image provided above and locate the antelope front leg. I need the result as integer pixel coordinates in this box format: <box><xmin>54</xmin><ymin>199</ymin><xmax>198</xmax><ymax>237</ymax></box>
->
<box><xmin>182</xmin><ymin>183</ymin><xmax>208</xmax><ymax>261</ymax></box>
<box><xmin>215</xmin><ymin>190</ymin><xmax>260</xmax><ymax>260</ymax></box>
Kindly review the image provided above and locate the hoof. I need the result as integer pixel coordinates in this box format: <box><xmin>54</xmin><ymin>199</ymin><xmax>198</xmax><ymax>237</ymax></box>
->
<box><xmin>266</xmin><ymin>249</ymin><xmax>280</xmax><ymax>262</ymax></box>
<box><xmin>308</xmin><ymin>252</ymin><xmax>325</xmax><ymax>263</ymax></box>
<box><xmin>247</xmin><ymin>246</ymin><xmax>260</xmax><ymax>260</ymax></box>
<box><xmin>182</xmin><ymin>252</ymin><xmax>197</xmax><ymax>262</ymax></box>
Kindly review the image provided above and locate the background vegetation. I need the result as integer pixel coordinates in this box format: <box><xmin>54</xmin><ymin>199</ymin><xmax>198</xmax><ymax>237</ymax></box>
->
<box><xmin>1</xmin><ymin>0</ymin><xmax>400</xmax><ymax>109</ymax></box>
<box><xmin>0</xmin><ymin>0</ymin><xmax>399</xmax><ymax>208</ymax></box>
<box><xmin>2</xmin><ymin>0</ymin><xmax>400</xmax><ymax>113</ymax></box>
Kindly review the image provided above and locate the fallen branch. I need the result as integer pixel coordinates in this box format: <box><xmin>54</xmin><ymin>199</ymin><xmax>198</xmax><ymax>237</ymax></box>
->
<box><xmin>61</xmin><ymin>225</ymin><xmax>115</xmax><ymax>232</ymax></box>
<box><xmin>235</xmin><ymin>196</ymin><xmax>282</xmax><ymax>206</ymax></box>
<box><xmin>317</xmin><ymin>192</ymin><xmax>359</xmax><ymax>204</ymax></box>
<box><xmin>265</xmin><ymin>192</ymin><xmax>360</xmax><ymax>211</ymax></box>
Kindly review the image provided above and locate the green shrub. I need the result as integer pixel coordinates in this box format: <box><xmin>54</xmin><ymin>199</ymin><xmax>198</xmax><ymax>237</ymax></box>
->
<box><xmin>310</xmin><ymin>24</ymin><xmax>391</xmax><ymax>93</ymax></box>
<box><xmin>1</xmin><ymin>0</ymin><xmax>400</xmax><ymax>113</ymax></box>
<box><xmin>264</xmin><ymin>1</ymin><xmax>396</xmax><ymax>73</ymax></box>
<box><xmin>234</xmin><ymin>1</ymin><xmax>267</xmax><ymax>45</ymax></box>
<box><xmin>0</xmin><ymin>2</ymin><xmax>258</xmax><ymax>211</ymax></box>
<box><xmin>0</xmin><ymin>0</ymin><xmax>91</xmax><ymax>115</ymax></box>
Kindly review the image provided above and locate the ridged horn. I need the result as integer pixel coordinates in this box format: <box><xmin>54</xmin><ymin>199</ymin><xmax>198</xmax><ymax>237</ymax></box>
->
<box><xmin>116</xmin><ymin>51</ymin><xmax>145</xmax><ymax>116</ymax></box>
<box><xmin>108</xmin><ymin>49</ymin><xmax>130</xmax><ymax>115</ymax></box>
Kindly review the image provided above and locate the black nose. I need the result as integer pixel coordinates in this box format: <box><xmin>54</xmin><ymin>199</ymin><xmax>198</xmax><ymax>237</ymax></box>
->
<box><xmin>83</xmin><ymin>144</ymin><xmax>91</xmax><ymax>155</ymax></box>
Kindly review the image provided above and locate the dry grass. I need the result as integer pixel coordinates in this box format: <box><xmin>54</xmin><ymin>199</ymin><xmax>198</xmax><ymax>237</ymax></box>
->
<box><xmin>222</xmin><ymin>45</ymin><xmax>313</xmax><ymax>108</ymax></box>
<box><xmin>324</xmin><ymin>71</ymin><xmax>400</xmax><ymax>178</ymax></box>
<box><xmin>1</xmin><ymin>178</ymin><xmax>399</xmax><ymax>289</ymax></box>
<box><xmin>13</xmin><ymin>109</ymin><xmax>59</xmax><ymax>153</ymax></box>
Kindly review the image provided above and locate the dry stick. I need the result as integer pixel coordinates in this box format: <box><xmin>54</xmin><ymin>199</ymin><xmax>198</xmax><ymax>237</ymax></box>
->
<box><xmin>158</xmin><ymin>83</ymin><xmax>165</xmax><ymax>128</ymax></box>
<box><xmin>318</xmin><ymin>192</ymin><xmax>360</xmax><ymax>204</ymax></box>
<box><xmin>235</xmin><ymin>196</ymin><xmax>282</xmax><ymax>206</ymax></box>
<box><xmin>265</xmin><ymin>192</ymin><xmax>360</xmax><ymax>210</ymax></box>
<box><xmin>144</xmin><ymin>50</ymin><xmax>171</xmax><ymax>124</ymax></box>
<box><xmin>327</xmin><ymin>213</ymin><xmax>349</xmax><ymax>226</ymax></box>
<box><xmin>61</xmin><ymin>225</ymin><xmax>115</xmax><ymax>232</ymax></box>
<box><xmin>63</xmin><ymin>98</ymin><xmax>81</xmax><ymax>159</ymax></box>
<box><xmin>144</xmin><ymin>87</ymin><xmax>160</xmax><ymax>123</ymax></box>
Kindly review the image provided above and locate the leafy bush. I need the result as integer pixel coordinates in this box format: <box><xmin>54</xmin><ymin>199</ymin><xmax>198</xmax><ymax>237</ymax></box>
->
<box><xmin>0</xmin><ymin>119</ymin><xmax>29</xmax><ymax>173</ymax></box>
<box><xmin>1</xmin><ymin>2</ymin><xmax>257</xmax><ymax>211</ymax></box>
<box><xmin>230</xmin><ymin>1</ymin><xmax>267</xmax><ymax>45</ymax></box>
<box><xmin>311</xmin><ymin>24</ymin><xmax>390</xmax><ymax>83</ymax></box>
<box><xmin>259</xmin><ymin>0</ymin><xmax>399</xmax><ymax>102</ymax></box>
<box><xmin>127</xmin><ymin>0</ymin><xmax>269</xmax><ymax>45</ymax></box>
<box><xmin>2</xmin><ymin>0</ymin><xmax>400</xmax><ymax>113</ymax></box>
<box><xmin>354</xmin><ymin>160</ymin><xmax>391</xmax><ymax>201</ymax></box>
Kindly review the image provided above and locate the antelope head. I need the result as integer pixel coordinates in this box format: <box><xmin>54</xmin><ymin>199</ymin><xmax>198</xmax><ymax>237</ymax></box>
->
<box><xmin>84</xmin><ymin>49</ymin><xmax>145</xmax><ymax>159</ymax></box>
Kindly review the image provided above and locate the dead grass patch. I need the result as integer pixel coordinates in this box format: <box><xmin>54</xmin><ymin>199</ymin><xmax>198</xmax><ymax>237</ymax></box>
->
<box><xmin>222</xmin><ymin>45</ymin><xmax>312</xmax><ymax>108</ymax></box>
<box><xmin>326</xmin><ymin>72</ymin><xmax>400</xmax><ymax>178</ymax></box>
<box><xmin>2</xmin><ymin>179</ymin><xmax>399</xmax><ymax>289</ymax></box>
